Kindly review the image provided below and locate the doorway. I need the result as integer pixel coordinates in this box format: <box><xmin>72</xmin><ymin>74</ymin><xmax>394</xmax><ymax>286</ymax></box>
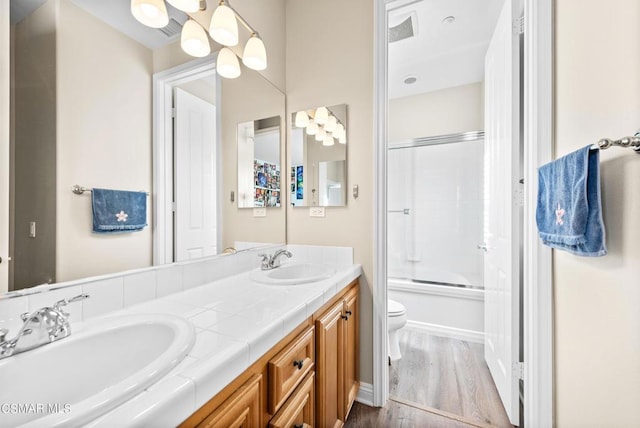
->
<box><xmin>372</xmin><ymin>0</ymin><xmax>554</xmax><ymax>426</ymax></box>
<box><xmin>152</xmin><ymin>57</ymin><xmax>222</xmax><ymax>265</ymax></box>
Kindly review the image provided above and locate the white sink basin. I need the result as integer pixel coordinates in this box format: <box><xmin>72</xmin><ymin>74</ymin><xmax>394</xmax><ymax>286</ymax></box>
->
<box><xmin>251</xmin><ymin>263</ymin><xmax>335</xmax><ymax>285</ymax></box>
<box><xmin>0</xmin><ymin>313</ymin><xmax>195</xmax><ymax>427</ymax></box>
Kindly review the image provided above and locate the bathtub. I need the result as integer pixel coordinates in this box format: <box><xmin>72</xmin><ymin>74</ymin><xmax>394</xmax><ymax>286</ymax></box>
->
<box><xmin>388</xmin><ymin>277</ymin><xmax>484</xmax><ymax>343</ymax></box>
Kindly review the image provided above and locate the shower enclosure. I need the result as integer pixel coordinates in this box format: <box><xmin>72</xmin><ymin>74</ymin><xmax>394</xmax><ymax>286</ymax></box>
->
<box><xmin>387</xmin><ymin>131</ymin><xmax>485</xmax><ymax>338</ymax></box>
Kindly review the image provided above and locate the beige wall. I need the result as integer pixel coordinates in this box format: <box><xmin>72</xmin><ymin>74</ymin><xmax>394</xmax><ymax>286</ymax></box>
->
<box><xmin>56</xmin><ymin>0</ymin><xmax>153</xmax><ymax>281</ymax></box>
<box><xmin>286</xmin><ymin>0</ymin><xmax>374</xmax><ymax>383</ymax></box>
<box><xmin>554</xmin><ymin>0</ymin><xmax>640</xmax><ymax>426</ymax></box>
<box><xmin>388</xmin><ymin>82</ymin><xmax>484</xmax><ymax>141</ymax></box>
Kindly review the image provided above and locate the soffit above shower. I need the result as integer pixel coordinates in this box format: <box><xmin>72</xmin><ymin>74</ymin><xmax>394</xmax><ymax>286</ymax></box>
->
<box><xmin>70</xmin><ymin>0</ymin><xmax>188</xmax><ymax>49</ymax></box>
<box><xmin>387</xmin><ymin>0</ymin><xmax>504</xmax><ymax>100</ymax></box>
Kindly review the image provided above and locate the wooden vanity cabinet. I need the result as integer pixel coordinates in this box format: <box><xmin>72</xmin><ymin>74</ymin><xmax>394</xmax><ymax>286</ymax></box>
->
<box><xmin>315</xmin><ymin>283</ymin><xmax>359</xmax><ymax>427</ymax></box>
<box><xmin>181</xmin><ymin>279</ymin><xmax>359</xmax><ymax>428</ymax></box>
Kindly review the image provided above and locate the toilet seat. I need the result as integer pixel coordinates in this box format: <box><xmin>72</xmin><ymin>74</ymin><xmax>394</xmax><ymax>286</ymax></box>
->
<box><xmin>388</xmin><ymin>299</ymin><xmax>406</xmax><ymax>316</ymax></box>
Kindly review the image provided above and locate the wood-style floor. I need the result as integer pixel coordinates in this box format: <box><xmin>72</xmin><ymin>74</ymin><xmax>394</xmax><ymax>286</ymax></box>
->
<box><xmin>346</xmin><ymin>328</ymin><xmax>513</xmax><ymax>428</ymax></box>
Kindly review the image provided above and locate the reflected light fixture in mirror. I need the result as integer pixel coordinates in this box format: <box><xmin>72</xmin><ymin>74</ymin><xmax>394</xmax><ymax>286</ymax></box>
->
<box><xmin>131</xmin><ymin>0</ymin><xmax>169</xmax><ymax>28</ymax></box>
<box><xmin>315</xmin><ymin>128</ymin><xmax>326</xmax><ymax>142</ymax></box>
<box><xmin>315</xmin><ymin>106</ymin><xmax>329</xmax><ymax>125</ymax></box>
<box><xmin>217</xmin><ymin>47</ymin><xmax>241</xmax><ymax>78</ymax></box>
<box><xmin>130</xmin><ymin>0</ymin><xmax>267</xmax><ymax>77</ymax></box>
<box><xmin>306</xmin><ymin>120</ymin><xmax>318</xmax><ymax>135</ymax></box>
<box><xmin>295</xmin><ymin>111</ymin><xmax>309</xmax><ymax>128</ymax></box>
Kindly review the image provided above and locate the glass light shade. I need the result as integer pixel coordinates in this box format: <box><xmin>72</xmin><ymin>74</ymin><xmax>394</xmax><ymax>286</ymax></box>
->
<box><xmin>210</xmin><ymin>4</ymin><xmax>238</xmax><ymax>46</ymax></box>
<box><xmin>335</xmin><ymin>123</ymin><xmax>345</xmax><ymax>140</ymax></box>
<box><xmin>181</xmin><ymin>20</ymin><xmax>211</xmax><ymax>57</ymax></box>
<box><xmin>338</xmin><ymin>133</ymin><xmax>346</xmax><ymax>144</ymax></box>
<box><xmin>306</xmin><ymin>120</ymin><xmax>318</xmax><ymax>135</ymax></box>
<box><xmin>167</xmin><ymin>0</ymin><xmax>200</xmax><ymax>12</ymax></box>
<box><xmin>323</xmin><ymin>133</ymin><xmax>335</xmax><ymax>146</ymax></box>
<box><xmin>314</xmin><ymin>106</ymin><xmax>329</xmax><ymax>125</ymax></box>
<box><xmin>315</xmin><ymin>128</ymin><xmax>326</xmax><ymax>142</ymax></box>
<box><xmin>242</xmin><ymin>36</ymin><xmax>267</xmax><ymax>71</ymax></box>
<box><xmin>295</xmin><ymin>111</ymin><xmax>309</xmax><ymax>128</ymax></box>
<box><xmin>325</xmin><ymin>115</ymin><xmax>337</xmax><ymax>133</ymax></box>
<box><xmin>131</xmin><ymin>0</ymin><xmax>169</xmax><ymax>28</ymax></box>
<box><xmin>216</xmin><ymin>47</ymin><xmax>241</xmax><ymax>79</ymax></box>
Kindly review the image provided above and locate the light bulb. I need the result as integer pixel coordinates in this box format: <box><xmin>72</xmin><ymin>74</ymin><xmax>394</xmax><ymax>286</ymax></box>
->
<box><xmin>181</xmin><ymin>20</ymin><xmax>211</xmax><ymax>57</ymax></box>
<box><xmin>315</xmin><ymin>128</ymin><xmax>326</xmax><ymax>142</ymax></box>
<box><xmin>210</xmin><ymin>3</ymin><xmax>238</xmax><ymax>46</ymax></box>
<box><xmin>295</xmin><ymin>111</ymin><xmax>309</xmax><ymax>128</ymax></box>
<box><xmin>242</xmin><ymin>35</ymin><xmax>267</xmax><ymax>71</ymax></box>
<box><xmin>306</xmin><ymin>120</ymin><xmax>318</xmax><ymax>135</ymax></box>
<box><xmin>216</xmin><ymin>47</ymin><xmax>241</xmax><ymax>79</ymax></box>
<box><xmin>325</xmin><ymin>115</ymin><xmax>337</xmax><ymax>133</ymax></box>
<box><xmin>167</xmin><ymin>0</ymin><xmax>200</xmax><ymax>12</ymax></box>
<box><xmin>323</xmin><ymin>133</ymin><xmax>335</xmax><ymax>146</ymax></box>
<box><xmin>131</xmin><ymin>0</ymin><xmax>169</xmax><ymax>28</ymax></box>
<box><xmin>314</xmin><ymin>106</ymin><xmax>328</xmax><ymax>125</ymax></box>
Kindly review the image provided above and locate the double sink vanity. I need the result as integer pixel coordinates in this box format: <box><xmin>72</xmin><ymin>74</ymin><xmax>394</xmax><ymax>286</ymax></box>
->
<box><xmin>0</xmin><ymin>245</ymin><xmax>361</xmax><ymax>427</ymax></box>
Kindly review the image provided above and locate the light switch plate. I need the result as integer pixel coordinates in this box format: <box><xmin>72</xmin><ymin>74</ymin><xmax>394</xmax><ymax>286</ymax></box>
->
<box><xmin>253</xmin><ymin>208</ymin><xmax>266</xmax><ymax>217</ymax></box>
<box><xmin>310</xmin><ymin>207</ymin><xmax>325</xmax><ymax>217</ymax></box>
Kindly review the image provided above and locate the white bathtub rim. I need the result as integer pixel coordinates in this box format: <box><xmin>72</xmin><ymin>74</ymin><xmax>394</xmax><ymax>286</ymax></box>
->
<box><xmin>388</xmin><ymin>278</ymin><xmax>484</xmax><ymax>301</ymax></box>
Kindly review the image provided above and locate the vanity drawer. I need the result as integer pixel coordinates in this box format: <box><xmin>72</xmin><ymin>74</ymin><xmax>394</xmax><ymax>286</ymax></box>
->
<box><xmin>269</xmin><ymin>372</ymin><xmax>314</xmax><ymax>428</ymax></box>
<box><xmin>268</xmin><ymin>325</ymin><xmax>315</xmax><ymax>414</ymax></box>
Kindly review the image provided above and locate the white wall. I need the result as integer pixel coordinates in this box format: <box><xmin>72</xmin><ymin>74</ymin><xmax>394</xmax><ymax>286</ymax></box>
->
<box><xmin>56</xmin><ymin>0</ymin><xmax>153</xmax><ymax>281</ymax></box>
<box><xmin>286</xmin><ymin>0</ymin><xmax>374</xmax><ymax>383</ymax></box>
<box><xmin>554</xmin><ymin>0</ymin><xmax>640</xmax><ymax>426</ymax></box>
<box><xmin>388</xmin><ymin>82</ymin><xmax>484</xmax><ymax>142</ymax></box>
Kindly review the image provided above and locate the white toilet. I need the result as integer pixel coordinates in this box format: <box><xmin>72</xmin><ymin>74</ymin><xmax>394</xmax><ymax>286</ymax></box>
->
<box><xmin>388</xmin><ymin>299</ymin><xmax>407</xmax><ymax>362</ymax></box>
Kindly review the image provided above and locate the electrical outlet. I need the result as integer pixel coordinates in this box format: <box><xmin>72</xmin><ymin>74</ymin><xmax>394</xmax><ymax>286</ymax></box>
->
<box><xmin>253</xmin><ymin>208</ymin><xmax>266</xmax><ymax>217</ymax></box>
<box><xmin>310</xmin><ymin>207</ymin><xmax>325</xmax><ymax>217</ymax></box>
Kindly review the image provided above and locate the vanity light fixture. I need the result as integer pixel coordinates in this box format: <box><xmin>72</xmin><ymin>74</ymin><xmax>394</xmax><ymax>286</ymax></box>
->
<box><xmin>325</xmin><ymin>115</ymin><xmax>337</xmax><ymax>133</ymax></box>
<box><xmin>338</xmin><ymin>132</ymin><xmax>346</xmax><ymax>144</ymax></box>
<box><xmin>335</xmin><ymin>123</ymin><xmax>345</xmax><ymax>140</ymax></box>
<box><xmin>210</xmin><ymin>1</ymin><xmax>239</xmax><ymax>46</ymax></box>
<box><xmin>315</xmin><ymin>128</ymin><xmax>327</xmax><ymax>142</ymax></box>
<box><xmin>181</xmin><ymin>19</ymin><xmax>211</xmax><ymax>57</ymax></box>
<box><xmin>216</xmin><ymin>47</ymin><xmax>241</xmax><ymax>78</ymax></box>
<box><xmin>323</xmin><ymin>133</ymin><xmax>335</xmax><ymax>147</ymax></box>
<box><xmin>306</xmin><ymin>120</ymin><xmax>318</xmax><ymax>135</ymax></box>
<box><xmin>242</xmin><ymin>34</ymin><xmax>268</xmax><ymax>70</ymax></box>
<box><xmin>314</xmin><ymin>106</ymin><xmax>329</xmax><ymax>125</ymax></box>
<box><xmin>131</xmin><ymin>0</ymin><xmax>169</xmax><ymax>28</ymax></box>
<box><xmin>295</xmin><ymin>111</ymin><xmax>309</xmax><ymax>128</ymax></box>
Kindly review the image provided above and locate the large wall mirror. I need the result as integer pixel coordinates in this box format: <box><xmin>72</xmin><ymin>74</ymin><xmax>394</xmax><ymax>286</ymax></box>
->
<box><xmin>290</xmin><ymin>104</ymin><xmax>348</xmax><ymax>207</ymax></box>
<box><xmin>5</xmin><ymin>0</ymin><xmax>286</xmax><ymax>292</ymax></box>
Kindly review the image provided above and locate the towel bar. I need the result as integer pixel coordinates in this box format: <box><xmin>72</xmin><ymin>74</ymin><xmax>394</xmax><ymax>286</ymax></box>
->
<box><xmin>71</xmin><ymin>185</ymin><xmax>150</xmax><ymax>196</ymax></box>
<box><xmin>594</xmin><ymin>131</ymin><xmax>640</xmax><ymax>152</ymax></box>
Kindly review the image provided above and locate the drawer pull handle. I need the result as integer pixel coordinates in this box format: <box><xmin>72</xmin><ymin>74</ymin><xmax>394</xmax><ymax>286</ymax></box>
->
<box><xmin>341</xmin><ymin>314</ymin><xmax>349</xmax><ymax>320</ymax></box>
<box><xmin>346</xmin><ymin>310</ymin><xmax>352</xmax><ymax>316</ymax></box>
<box><xmin>293</xmin><ymin>359</ymin><xmax>304</xmax><ymax>370</ymax></box>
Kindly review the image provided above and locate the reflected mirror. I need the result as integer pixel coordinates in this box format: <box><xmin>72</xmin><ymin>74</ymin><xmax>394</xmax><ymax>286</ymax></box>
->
<box><xmin>5</xmin><ymin>0</ymin><xmax>286</xmax><ymax>292</ymax></box>
<box><xmin>237</xmin><ymin>116</ymin><xmax>282</xmax><ymax>208</ymax></box>
<box><xmin>290</xmin><ymin>104</ymin><xmax>348</xmax><ymax>207</ymax></box>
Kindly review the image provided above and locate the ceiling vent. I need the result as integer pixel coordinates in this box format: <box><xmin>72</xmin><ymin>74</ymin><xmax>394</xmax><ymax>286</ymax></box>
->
<box><xmin>389</xmin><ymin>12</ymin><xmax>417</xmax><ymax>43</ymax></box>
<box><xmin>158</xmin><ymin>17</ymin><xmax>183</xmax><ymax>38</ymax></box>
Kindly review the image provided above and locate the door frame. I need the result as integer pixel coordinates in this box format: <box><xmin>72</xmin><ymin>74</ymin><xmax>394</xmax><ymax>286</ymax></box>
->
<box><xmin>0</xmin><ymin>0</ymin><xmax>9</xmax><ymax>293</ymax></box>
<box><xmin>372</xmin><ymin>0</ymin><xmax>554</xmax><ymax>427</ymax></box>
<box><xmin>152</xmin><ymin>56</ymin><xmax>222</xmax><ymax>265</ymax></box>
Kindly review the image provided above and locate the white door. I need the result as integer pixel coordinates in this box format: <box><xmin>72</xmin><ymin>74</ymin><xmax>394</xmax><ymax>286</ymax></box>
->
<box><xmin>0</xmin><ymin>1</ymin><xmax>10</xmax><ymax>292</ymax></box>
<box><xmin>174</xmin><ymin>88</ymin><xmax>217</xmax><ymax>261</ymax></box>
<box><xmin>483</xmin><ymin>0</ymin><xmax>522</xmax><ymax>425</ymax></box>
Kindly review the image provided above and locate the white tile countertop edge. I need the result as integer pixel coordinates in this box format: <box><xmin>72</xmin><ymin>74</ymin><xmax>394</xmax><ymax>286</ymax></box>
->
<box><xmin>84</xmin><ymin>263</ymin><xmax>362</xmax><ymax>427</ymax></box>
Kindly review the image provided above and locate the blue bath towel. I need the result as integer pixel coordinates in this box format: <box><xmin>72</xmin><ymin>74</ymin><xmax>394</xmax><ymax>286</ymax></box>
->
<box><xmin>536</xmin><ymin>145</ymin><xmax>606</xmax><ymax>256</ymax></box>
<box><xmin>92</xmin><ymin>188</ymin><xmax>148</xmax><ymax>233</ymax></box>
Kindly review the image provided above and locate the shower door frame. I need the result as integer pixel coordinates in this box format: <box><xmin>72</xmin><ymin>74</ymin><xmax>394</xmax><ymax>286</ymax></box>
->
<box><xmin>372</xmin><ymin>0</ymin><xmax>554</xmax><ymax>427</ymax></box>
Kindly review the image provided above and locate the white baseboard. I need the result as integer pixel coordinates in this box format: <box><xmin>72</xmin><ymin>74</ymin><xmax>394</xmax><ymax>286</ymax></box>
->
<box><xmin>356</xmin><ymin>382</ymin><xmax>374</xmax><ymax>407</ymax></box>
<box><xmin>406</xmin><ymin>320</ymin><xmax>484</xmax><ymax>344</ymax></box>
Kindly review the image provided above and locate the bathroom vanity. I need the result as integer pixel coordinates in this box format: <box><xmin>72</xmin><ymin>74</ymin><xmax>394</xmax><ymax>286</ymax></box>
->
<box><xmin>181</xmin><ymin>279</ymin><xmax>359</xmax><ymax>427</ymax></box>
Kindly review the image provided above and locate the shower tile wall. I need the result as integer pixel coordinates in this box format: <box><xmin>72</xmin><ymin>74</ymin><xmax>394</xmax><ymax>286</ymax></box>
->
<box><xmin>388</xmin><ymin>140</ymin><xmax>484</xmax><ymax>287</ymax></box>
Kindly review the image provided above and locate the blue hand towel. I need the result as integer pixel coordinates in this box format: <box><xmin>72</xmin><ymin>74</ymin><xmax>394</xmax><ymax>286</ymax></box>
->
<box><xmin>536</xmin><ymin>145</ymin><xmax>606</xmax><ymax>256</ymax></box>
<box><xmin>92</xmin><ymin>188</ymin><xmax>148</xmax><ymax>233</ymax></box>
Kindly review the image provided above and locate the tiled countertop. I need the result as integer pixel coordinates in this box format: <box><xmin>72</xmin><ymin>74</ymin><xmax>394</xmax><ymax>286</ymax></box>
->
<box><xmin>84</xmin><ymin>262</ymin><xmax>362</xmax><ymax>427</ymax></box>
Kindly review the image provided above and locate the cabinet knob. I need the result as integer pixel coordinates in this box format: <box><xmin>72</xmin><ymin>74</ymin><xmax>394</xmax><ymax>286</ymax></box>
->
<box><xmin>293</xmin><ymin>359</ymin><xmax>304</xmax><ymax>370</ymax></box>
<box><xmin>346</xmin><ymin>310</ymin><xmax>352</xmax><ymax>316</ymax></box>
<box><xmin>341</xmin><ymin>314</ymin><xmax>349</xmax><ymax>320</ymax></box>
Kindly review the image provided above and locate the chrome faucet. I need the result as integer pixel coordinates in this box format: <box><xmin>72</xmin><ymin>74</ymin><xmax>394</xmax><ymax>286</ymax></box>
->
<box><xmin>0</xmin><ymin>293</ymin><xmax>89</xmax><ymax>360</ymax></box>
<box><xmin>258</xmin><ymin>249</ymin><xmax>293</xmax><ymax>270</ymax></box>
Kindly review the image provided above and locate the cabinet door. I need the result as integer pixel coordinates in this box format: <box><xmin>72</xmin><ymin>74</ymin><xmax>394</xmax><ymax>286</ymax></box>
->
<box><xmin>315</xmin><ymin>300</ymin><xmax>344</xmax><ymax>428</ymax></box>
<box><xmin>198</xmin><ymin>374</ymin><xmax>262</xmax><ymax>428</ymax></box>
<box><xmin>269</xmin><ymin>372</ymin><xmax>314</xmax><ymax>428</ymax></box>
<box><xmin>343</xmin><ymin>286</ymin><xmax>359</xmax><ymax>419</ymax></box>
